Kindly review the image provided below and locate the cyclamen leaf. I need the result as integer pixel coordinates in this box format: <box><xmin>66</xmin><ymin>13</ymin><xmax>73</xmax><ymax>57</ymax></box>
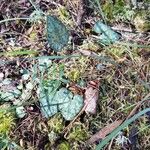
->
<box><xmin>39</xmin><ymin>80</ymin><xmax>61</xmax><ymax>118</ymax></box>
<box><xmin>53</xmin><ymin>88</ymin><xmax>73</xmax><ymax>104</ymax></box>
<box><xmin>59</xmin><ymin>94</ymin><xmax>83</xmax><ymax>120</ymax></box>
<box><xmin>39</xmin><ymin>82</ymin><xmax>83</xmax><ymax>120</ymax></box>
<box><xmin>47</xmin><ymin>15</ymin><xmax>69</xmax><ymax>51</ymax></box>
<box><xmin>93</xmin><ymin>21</ymin><xmax>121</xmax><ymax>45</ymax></box>
<box><xmin>39</xmin><ymin>89</ymin><xmax>58</xmax><ymax>118</ymax></box>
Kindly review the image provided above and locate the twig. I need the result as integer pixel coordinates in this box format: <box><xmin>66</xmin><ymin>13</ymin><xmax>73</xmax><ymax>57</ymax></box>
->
<box><xmin>111</xmin><ymin>26</ymin><xmax>134</xmax><ymax>33</ymax></box>
<box><xmin>108</xmin><ymin>138</ymin><xmax>114</xmax><ymax>150</ymax></box>
<box><xmin>76</xmin><ymin>0</ymin><xmax>84</xmax><ymax>26</ymax></box>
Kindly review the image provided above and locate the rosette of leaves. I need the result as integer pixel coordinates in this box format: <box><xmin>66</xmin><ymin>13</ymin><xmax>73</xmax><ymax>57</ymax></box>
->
<box><xmin>39</xmin><ymin>80</ymin><xmax>83</xmax><ymax>120</ymax></box>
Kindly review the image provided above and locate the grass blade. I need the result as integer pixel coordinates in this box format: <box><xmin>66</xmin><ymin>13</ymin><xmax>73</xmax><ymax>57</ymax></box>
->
<box><xmin>96</xmin><ymin>108</ymin><xmax>150</xmax><ymax>150</ymax></box>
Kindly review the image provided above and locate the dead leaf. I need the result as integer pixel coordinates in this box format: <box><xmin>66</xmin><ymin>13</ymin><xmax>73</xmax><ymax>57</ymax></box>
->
<box><xmin>78</xmin><ymin>49</ymin><xmax>97</xmax><ymax>56</ymax></box>
<box><xmin>87</xmin><ymin>120</ymin><xmax>123</xmax><ymax>144</ymax></box>
<box><xmin>84</xmin><ymin>80</ymin><xmax>99</xmax><ymax>114</ymax></box>
<box><xmin>68</xmin><ymin>84</ymin><xmax>85</xmax><ymax>95</ymax></box>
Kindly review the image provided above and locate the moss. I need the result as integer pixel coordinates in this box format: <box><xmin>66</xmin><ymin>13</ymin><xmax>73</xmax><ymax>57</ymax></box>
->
<box><xmin>48</xmin><ymin>5</ymin><xmax>73</xmax><ymax>27</ymax></box>
<box><xmin>57</xmin><ymin>6</ymin><xmax>73</xmax><ymax>27</ymax></box>
<box><xmin>0</xmin><ymin>104</ymin><xmax>15</xmax><ymax>136</ymax></box>
<box><xmin>79</xmin><ymin>40</ymin><xmax>100</xmax><ymax>52</ymax></box>
<box><xmin>47</xmin><ymin>114</ymin><xmax>64</xmax><ymax>133</ymax></box>
<box><xmin>133</xmin><ymin>10</ymin><xmax>150</xmax><ymax>32</ymax></box>
<box><xmin>65</xmin><ymin>56</ymin><xmax>89</xmax><ymax>82</ymax></box>
<box><xmin>102</xmin><ymin>0</ymin><xmax>134</xmax><ymax>22</ymax></box>
<box><xmin>102</xmin><ymin>1</ymin><xmax>114</xmax><ymax>20</ymax></box>
<box><xmin>67</xmin><ymin>124</ymin><xmax>88</xmax><ymax>142</ymax></box>
<box><xmin>105</xmin><ymin>44</ymin><xmax>141</xmax><ymax>61</ymax></box>
<box><xmin>67</xmin><ymin>69</ymin><xmax>81</xmax><ymax>82</ymax></box>
<box><xmin>105</xmin><ymin>44</ymin><xmax>125</xmax><ymax>59</ymax></box>
<box><xmin>57</xmin><ymin>141</ymin><xmax>70</xmax><ymax>150</ymax></box>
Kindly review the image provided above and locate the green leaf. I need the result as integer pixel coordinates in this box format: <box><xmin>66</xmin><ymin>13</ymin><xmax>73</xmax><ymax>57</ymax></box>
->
<box><xmin>38</xmin><ymin>57</ymin><xmax>52</xmax><ymax>72</ymax></box>
<box><xmin>16</xmin><ymin>106</ymin><xmax>26</xmax><ymax>118</ymax></box>
<box><xmin>47</xmin><ymin>15</ymin><xmax>69</xmax><ymax>51</ymax></box>
<box><xmin>53</xmin><ymin>88</ymin><xmax>73</xmax><ymax>104</ymax></box>
<box><xmin>59</xmin><ymin>94</ymin><xmax>83</xmax><ymax>120</ymax></box>
<box><xmin>39</xmin><ymin>84</ymin><xmax>83</xmax><ymax>120</ymax></box>
<box><xmin>93</xmin><ymin>21</ymin><xmax>120</xmax><ymax>45</ymax></box>
<box><xmin>39</xmin><ymin>80</ymin><xmax>61</xmax><ymax>118</ymax></box>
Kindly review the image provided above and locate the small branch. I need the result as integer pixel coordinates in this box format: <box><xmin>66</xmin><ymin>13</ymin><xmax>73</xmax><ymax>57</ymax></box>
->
<box><xmin>76</xmin><ymin>0</ymin><xmax>84</xmax><ymax>26</ymax></box>
<box><xmin>111</xmin><ymin>26</ymin><xmax>134</xmax><ymax>33</ymax></box>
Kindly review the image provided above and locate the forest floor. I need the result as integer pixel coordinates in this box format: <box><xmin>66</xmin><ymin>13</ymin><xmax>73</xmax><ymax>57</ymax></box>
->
<box><xmin>0</xmin><ymin>0</ymin><xmax>150</xmax><ymax>150</ymax></box>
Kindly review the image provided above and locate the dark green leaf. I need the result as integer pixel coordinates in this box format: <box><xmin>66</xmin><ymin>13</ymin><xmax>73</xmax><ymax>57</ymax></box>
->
<box><xmin>59</xmin><ymin>94</ymin><xmax>83</xmax><ymax>120</ymax></box>
<box><xmin>47</xmin><ymin>16</ymin><xmax>69</xmax><ymax>51</ymax></box>
<box><xmin>39</xmin><ymin>80</ymin><xmax>61</xmax><ymax>118</ymax></box>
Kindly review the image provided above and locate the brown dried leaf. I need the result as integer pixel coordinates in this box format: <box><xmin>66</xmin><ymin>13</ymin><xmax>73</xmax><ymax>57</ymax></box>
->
<box><xmin>87</xmin><ymin>120</ymin><xmax>123</xmax><ymax>144</ymax></box>
<box><xmin>84</xmin><ymin>80</ymin><xmax>99</xmax><ymax>114</ymax></box>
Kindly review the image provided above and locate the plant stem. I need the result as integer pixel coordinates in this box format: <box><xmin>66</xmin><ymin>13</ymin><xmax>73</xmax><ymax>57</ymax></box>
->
<box><xmin>0</xmin><ymin>18</ymin><xmax>30</xmax><ymax>24</ymax></box>
<box><xmin>28</xmin><ymin>0</ymin><xmax>40</xmax><ymax>12</ymax></box>
<box><xmin>28</xmin><ymin>0</ymin><xmax>46</xmax><ymax>15</ymax></box>
<box><xmin>95</xmin><ymin>0</ymin><xmax>107</xmax><ymax>24</ymax></box>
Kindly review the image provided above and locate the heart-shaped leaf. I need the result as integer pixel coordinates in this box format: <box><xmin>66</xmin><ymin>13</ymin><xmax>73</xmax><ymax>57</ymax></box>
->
<box><xmin>47</xmin><ymin>15</ymin><xmax>69</xmax><ymax>51</ymax></box>
<box><xmin>39</xmin><ymin>82</ymin><xmax>83</xmax><ymax>120</ymax></box>
<box><xmin>39</xmin><ymin>80</ymin><xmax>61</xmax><ymax>118</ymax></box>
<box><xmin>53</xmin><ymin>88</ymin><xmax>73</xmax><ymax>104</ymax></box>
<box><xmin>93</xmin><ymin>21</ymin><xmax>121</xmax><ymax>45</ymax></box>
<box><xmin>59</xmin><ymin>94</ymin><xmax>83</xmax><ymax>120</ymax></box>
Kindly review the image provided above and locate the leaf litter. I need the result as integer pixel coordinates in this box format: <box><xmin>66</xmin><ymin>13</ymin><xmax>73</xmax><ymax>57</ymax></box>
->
<box><xmin>0</xmin><ymin>0</ymin><xmax>150</xmax><ymax>149</ymax></box>
<box><xmin>84</xmin><ymin>80</ymin><xmax>100</xmax><ymax>114</ymax></box>
<box><xmin>87</xmin><ymin>120</ymin><xmax>123</xmax><ymax>144</ymax></box>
